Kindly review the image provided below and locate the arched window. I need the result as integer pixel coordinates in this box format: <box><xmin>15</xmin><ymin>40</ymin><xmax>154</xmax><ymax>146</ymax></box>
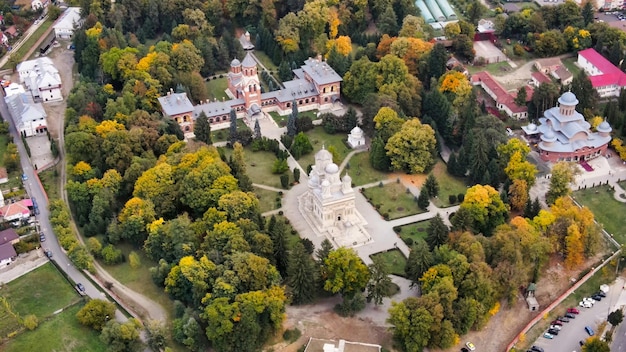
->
<box><xmin>209</xmin><ymin>119</ymin><xmax>213</xmax><ymax>123</ymax></box>
<box><xmin>324</xmin><ymin>97</ymin><xmax>328</xmax><ymax>102</ymax></box>
<box><xmin>299</xmin><ymin>100</ymin><xmax>303</xmax><ymax>105</ymax></box>
<box><xmin>323</xmin><ymin>87</ymin><xmax>326</xmax><ymax>93</ymax></box>
<box><xmin>287</xmin><ymin>103</ymin><xmax>291</xmax><ymax>107</ymax></box>
<box><xmin>331</xmin><ymin>86</ymin><xmax>334</xmax><ymax>92</ymax></box>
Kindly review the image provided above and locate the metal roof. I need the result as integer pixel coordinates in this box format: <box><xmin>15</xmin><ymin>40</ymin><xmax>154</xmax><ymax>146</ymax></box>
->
<box><xmin>157</xmin><ymin>92</ymin><xmax>194</xmax><ymax>116</ymax></box>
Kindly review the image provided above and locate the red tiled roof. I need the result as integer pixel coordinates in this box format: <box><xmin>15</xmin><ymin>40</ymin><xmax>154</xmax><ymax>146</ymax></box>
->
<box><xmin>578</xmin><ymin>48</ymin><xmax>626</xmax><ymax>88</ymax></box>
<box><xmin>532</xmin><ymin>71</ymin><xmax>552</xmax><ymax>84</ymax></box>
<box><xmin>472</xmin><ymin>71</ymin><xmax>530</xmax><ymax>114</ymax></box>
<box><xmin>0</xmin><ymin>200</ymin><xmax>31</xmax><ymax>219</ymax></box>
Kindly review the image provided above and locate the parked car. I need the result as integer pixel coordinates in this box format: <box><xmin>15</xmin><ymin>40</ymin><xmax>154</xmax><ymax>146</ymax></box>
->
<box><xmin>39</xmin><ymin>233</ymin><xmax>45</xmax><ymax>242</ymax></box>
<box><xmin>567</xmin><ymin>308</ymin><xmax>580</xmax><ymax>314</ymax></box>
<box><xmin>596</xmin><ymin>291</ymin><xmax>607</xmax><ymax>298</ymax></box>
<box><xmin>465</xmin><ymin>342</ymin><xmax>476</xmax><ymax>351</ymax></box>
<box><xmin>547</xmin><ymin>328</ymin><xmax>560</xmax><ymax>335</ymax></box>
<box><xmin>550</xmin><ymin>320</ymin><xmax>563</xmax><ymax>326</ymax></box>
<box><xmin>585</xmin><ymin>326</ymin><xmax>595</xmax><ymax>336</ymax></box>
<box><xmin>557</xmin><ymin>316</ymin><xmax>570</xmax><ymax>322</ymax></box>
<box><xmin>549</xmin><ymin>325</ymin><xmax>562</xmax><ymax>331</ymax></box>
<box><xmin>579</xmin><ymin>301</ymin><xmax>593</xmax><ymax>308</ymax></box>
<box><xmin>76</xmin><ymin>283</ymin><xmax>85</xmax><ymax>292</ymax></box>
<box><xmin>530</xmin><ymin>346</ymin><xmax>544</xmax><ymax>352</ymax></box>
<box><xmin>543</xmin><ymin>333</ymin><xmax>554</xmax><ymax>339</ymax></box>
<box><xmin>21</xmin><ymin>174</ymin><xmax>28</xmax><ymax>181</ymax></box>
<box><xmin>579</xmin><ymin>340</ymin><xmax>585</xmax><ymax>346</ymax></box>
<box><xmin>44</xmin><ymin>249</ymin><xmax>52</xmax><ymax>258</ymax></box>
<box><xmin>591</xmin><ymin>294</ymin><xmax>602</xmax><ymax>301</ymax></box>
<box><xmin>565</xmin><ymin>312</ymin><xmax>576</xmax><ymax>319</ymax></box>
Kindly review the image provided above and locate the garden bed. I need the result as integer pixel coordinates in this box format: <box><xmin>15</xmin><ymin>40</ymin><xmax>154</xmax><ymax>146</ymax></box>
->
<box><xmin>362</xmin><ymin>182</ymin><xmax>424</xmax><ymax>220</ymax></box>
<box><xmin>370</xmin><ymin>249</ymin><xmax>407</xmax><ymax>277</ymax></box>
<box><xmin>394</xmin><ymin>219</ymin><xmax>433</xmax><ymax>247</ymax></box>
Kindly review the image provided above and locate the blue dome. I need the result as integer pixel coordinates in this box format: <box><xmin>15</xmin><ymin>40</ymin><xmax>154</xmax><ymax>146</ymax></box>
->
<box><xmin>558</xmin><ymin>92</ymin><xmax>579</xmax><ymax>106</ymax></box>
<box><xmin>230</xmin><ymin>58</ymin><xmax>241</xmax><ymax>67</ymax></box>
<box><xmin>597</xmin><ymin>120</ymin><xmax>612</xmax><ymax>133</ymax></box>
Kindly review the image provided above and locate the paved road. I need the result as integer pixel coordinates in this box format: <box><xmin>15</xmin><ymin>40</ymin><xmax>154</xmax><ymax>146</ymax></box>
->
<box><xmin>532</xmin><ymin>278</ymin><xmax>625</xmax><ymax>352</ymax></box>
<box><xmin>0</xmin><ymin>91</ymin><xmax>126</xmax><ymax>321</ymax></box>
<box><xmin>0</xmin><ymin>15</ymin><xmax>48</xmax><ymax>68</ymax></box>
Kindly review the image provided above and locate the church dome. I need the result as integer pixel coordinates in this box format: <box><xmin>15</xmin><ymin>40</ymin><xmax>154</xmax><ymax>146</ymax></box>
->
<box><xmin>342</xmin><ymin>173</ymin><xmax>352</xmax><ymax>183</ymax></box>
<box><xmin>308</xmin><ymin>173</ymin><xmax>319</xmax><ymax>187</ymax></box>
<box><xmin>350</xmin><ymin>126</ymin><xmax>363</xmax><ymax>137</ymax></box>
<box><xmin>321</xmin><ymin>179</ymin><xmax>331</xmax><ymax>187</ymax></box>
<box><xmin>597</xmin><ymin>120</ymin><xmax>612</xmax><ymax>133</ymax></box>
<box><xmin>325</xmin><ymin>163</ymin><xmax>339</xmax><ymax>174</ymax></box>
<box><xmin>527</xmin><ymin>123</ymin><xmax>537</xmax><ymax>131</ymax></box>
<box><xmin>315</xmin><ymin>148</ymin><xmax>333</xmax><ymax>162</ymax></box>
<box><xmin>558</xmin><ymin>92</ymin><xmax>579</xmax><ymax>106</ymax></box>
<box><xmin>542</xmin><ymin>129</ymin><xmax>557</xmax><ymax>142</ymax></box>
<box><xmin>230</xmin><ymin>58</ymin><xmax>241</xmax><ymax>67</ymax></box>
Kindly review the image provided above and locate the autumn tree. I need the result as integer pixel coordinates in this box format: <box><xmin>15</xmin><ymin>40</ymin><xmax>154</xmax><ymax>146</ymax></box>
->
<box><xmin>100</xmin><ymin>319</ymin><xmax>142</xmax><ymax>352</ymax></box>
<box><xmin>509</xmin><ymin>179</ymin><xmax>529</xmax><ymax>211</ymax></box>
<box><xmin>388</xmin><ymin>297</ymin><xmax>434</xmax><ymax>351</ymax></box>
<box><xmin>386</xmin><ymin>119</ymin><xmax>436</xmax><ymax>174</ymax></box>
<box><xmin>564</xmin><ymin>223</ymin><xmax>584</xmax><ymax>269</ymax></box>
<box><xmin>76</xmin><ymin>299</ymin><xmax>116</xmax><ymax>331</ymax></box>
<box><xmin>287</xmin><ymin>242</ymin><xmax>317</xmax><ymax>304</ymax></box>
<box><xmin>504</xmin><ymin>151</ymin><xmax>538</xmax><ymax>187</ymax></box>
<box><xmin>546</xmin><ymin>161</ymin><xmax>578</xmax><ymax>204</ymax></box>
<box><xmin>460</xmin><ymin>185</ymin><xmax>509</xmax><ymax>235</ymax></box>
<box><xmin>373</xmin><ymin>107</ymin><xmax>404</xmax><ymax>142</ymax></box>
<box><xmin>582</xmin><ymin>338</ymin><xmax>610</xmax><ymax>352</ymax></box>
<box><xmin>324</xmin><ymin>247</ymin><xmax>370</xmax><ymax>299</ymax></box>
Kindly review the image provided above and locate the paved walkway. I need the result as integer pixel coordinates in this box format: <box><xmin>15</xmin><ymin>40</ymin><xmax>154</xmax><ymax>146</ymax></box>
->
<box><xmin>0</xmin><ymin>249</ymin><xmax>48</xmax><ymax>284</ymax></box>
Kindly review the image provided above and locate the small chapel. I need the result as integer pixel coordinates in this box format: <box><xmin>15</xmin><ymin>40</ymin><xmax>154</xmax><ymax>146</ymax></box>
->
<box><xmin>298</xmin><ymin>147</ymin><xmax>372</xmax><ymax>248</ymax></box>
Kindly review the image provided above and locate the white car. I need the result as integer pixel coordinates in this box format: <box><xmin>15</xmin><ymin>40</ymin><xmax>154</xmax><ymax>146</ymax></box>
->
<box><xmin>550</xmin><ymin>325</ymin><xmax>562</xmax><ymax>331</ymax></box>
<box><xmin>579</xmin><ymin>301</ymin><xmax>593</xmax><ymax>308</ymax></box>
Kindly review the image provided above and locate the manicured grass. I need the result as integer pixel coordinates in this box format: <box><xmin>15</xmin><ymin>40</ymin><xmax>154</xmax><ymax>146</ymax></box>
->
<box><xmin>370</xmin><ymin>249</ymin><xmax>407</xmax><ymax>277</ymax></box>
<box><xmin>2</xmin><ymin>19</ymin><xmax>53</xmax><ymax>69</ymax></box>
<box><xmin>0</xmin><ymin>134</ymin><xmax>9</xmax><ymax>166</ymax></box>
<box><xmin>619</xmin><ymin>180</ymin><xmax>626</xmax><ymax>191</ymax></box>
<box><xmin>298</xmin><ymin>127</ymin><xmax>350</xmax><ymax>170</ymax></box>
<box><xmin>0</xmin><ymin>263</ymin><xmax>80</xmax><ymax>319</ymax></box>
<box><xmin>562</xmin><ymin>57</ymin><xmax>581</xmax><ymax>77</ymax></box>
<box><xmin>466</xmin><ymin>61</ymin><xmax>512</xmax><ymax>76</ymax></box>
<box><xmin>268</xmin><ymin>110</ymin><xmax>319</xmax><ymax>127</ymax></box>
<box><xmin>346</xmin><ymin>152</ymin><xmax>389</xmax><ymax>186</ymax></box>
<box><xmin>0</xmin><ymin>299</ymin><xmax>22</xmax><ymax>339</ymax></box>
<box><xmin>429</xmin><ymin>160</ymin><xmax>468</xmax><ymax>208</ymax></box>
<box><xmin>205</xmin><ymin>77</ymin><xmax>229</xmax><ymax>101</ymax></box>
<box><xmin>3</xmin><ymin>303</ymin><xmax>106</xmax><ymax>352</ymax></box>
<box><xmin>252</xmin><ymin>51</ymin><xmax>278</xmax><ymax>71</ymax></box>
<box><xmin>362</xmin><ymin>182</ymin><xmax>425</xmax><ymax>220</ymax></box>
<box><xmin>209</xmin><ymin>119</ymin><xmax>250</xmax><ymax>143</ymax></box>
<box><xmin>396</xmin><ymin>219</ymin><xmax>432</xmax><ymax>247</ymax></box>
<box><xmin>100</xmin><ymin>243</ymin><xmax>174</xmax><ymax>320</ymax></box>
<box><xmin>572</xmin><ymin>185</ymin><xmax>626</xmax><ymax>245</ymax></box>
<box><xmin>221</xmin><ymin>147</ymin><xmax>284</xmax><ymax>189</ymax></box>
<box><xmin>254</xmin><ymin>187</ymin><xmax>280</xmax><ymax>213</ymax></box>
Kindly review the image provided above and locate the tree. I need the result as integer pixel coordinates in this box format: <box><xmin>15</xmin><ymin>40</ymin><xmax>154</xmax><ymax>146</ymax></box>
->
<box><xmin>253</xmin><ymin>119</ymin><xmax>261</xmax><ymax>139</ymax></box>
<box><xmin>290</xmin><ymin>132</ymin><xmax>313</xmax><ymax>159</ymax></box>
<box><xmin>23</xmin><ymin>314</ymin><xmax>38</xmax><ymax>330</ymax></box>
<box><xmin>100</xmin><ymin>319</ymin><xmax>142</xmax><ymax>352</ymax></box>
<box><xmin>417</xmin><ymin>188</ymin><xmax>430</xmax><ymax>210</ymax></box>
<box><xmin>370</xmin><ymin>137</ymin><xmax>391</xmax><ymax>171</ymax></box>
<box><xmin>609</xmin><ymin>309</ymin><xmax>624</xmax><ymax>326</ymax></box>
<box><xmin>581</xmin><ymin>1</ymin><xmax>595</xmax><ymax>26</ymax></box>
<box><xmin>405</xmin><ymin>239</ymin><xmax>433</xmax><ymax>286</ymax></box>
<box><xmin>194</xmin><ymin>112</ymin><xmax>212</xmax><ymax>145</ymax></box>
<box><xmin>76</xmin><ymin>299</ymin><xmax>116</xmax><ymax>331</ymax></box>
<box><xmin>427</xmin><ymin>43</ymin><xmax>448</xmax><ymax>82</ymax></box>
<box><xmin>378</xmin><ymin>6</ymin><xmax>398</xmax><ymax>36</ymax></box>
<box><xmin>509</xmin><ymin>179</ymin><xmax>529</xmax><ymax>212</ymax></box>
<box><xmin>422</xmin><ymin>89</ymin><xmax>452</xmax><ymax>142</ymax></box>
<box><xmin>324</xmin><ymin>247</ymin><xmax>370</xmax><ymax>298</ymax></box>
<box><xmin>270</xmin><ymin>218</ymin><xmax>289</xmax><ymax>276</ymax></box>
<box><xmin>388</xmin><ymin>298</ymin><xmax>434</xmax><ymax>352</ymax></box>
<box><xmin>582</xmin><ymin>338</ymin><xmax>610</xmax><ymax>352</ymax></box>
<box><xmin>546</xmin><ymin>161</ymin><xmax>578</xmax><ymax>204</ymax></box>
<box><xmin>373</xmin><ymin>107</ymin><xmax>404</xmax><ymax>142</ymax></box>
<box><xmin>426</xmin><ymin>214</ymin><xmax>449</xmax><ymax>250</ymax></box>
<box><xmin>535</xmin><ymin>30</ymin><xmax>567</xmax><ymax>57</ymax></box>
<box><xmin>366</xmin><ymin>256</ymin><xmax>393</xmax><ymax>305</ymax></box>
<box><xmin>287</xmin><ymin>99</ymin><xmax>298</xmax><ymax>137</ymax></box>
<box><xmin>287</xmin><ymin>242</ymin><xmax>317</xmax><ymax>304</ymax></box>
<box><xmin>515</xmin><ymin>86</ymin><xmax>527</xmax><ymax>107</ymax></box>
<box><xmin>424</xmin><ymin>174</ymin><xmax>440</xmax><ymax>198</ymax></box>
<box><xmin>228</xmin><ymin>109</ymin><xmax>237</xmax><ymax>144</ymax></box>
<box><xmin>504</xmin><ymin>151</ymin><xmax>538</xmax><ymax>187</ymax></box>
<box><xmin>460</xmin><ymin>184</ymin><xmax>508</xmax><ymax>235</ymax></box>
<box><xmin>466</xmin><ymin>0</ymin><xmax>487</xmax><ymax>24</ymax></box>
<box><xmin>570</xmin><ymin>71</ymin><xmax>597</xmax><ymax>113</ymax></box>
<box><xmin>386</xmin><ymin>119</ymin><xmax>436</xmax><ymax>174</ymax></box>
<box><xmin>145</xmin><ymin>320</ymin><xmax>167</xmax><ymax>352</ymax></box>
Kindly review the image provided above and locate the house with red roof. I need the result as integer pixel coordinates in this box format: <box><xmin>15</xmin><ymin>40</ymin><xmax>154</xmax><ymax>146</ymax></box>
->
<box><xmin>471</xmin><ymin>71</ymin><xmax>533</xmax><ymax>120</ymax></box>
<box><xmin>531</xmin><ymin>71</ymin><xmax>552</xmax><ymax>87</ymax></box>
<box><xmin>0</xmin><ymin>199</ymin><xmax>32</xmax><ymax>223</ymax></box>
<box><xmin>578</xmin><ymin>48</ymin><xmax>626</xmax><ymax>98</ymax></box>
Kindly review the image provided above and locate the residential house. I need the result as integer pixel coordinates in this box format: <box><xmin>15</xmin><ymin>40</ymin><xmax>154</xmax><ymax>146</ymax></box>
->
<box><xmin>534</xmin><ymin>57</ymin><xmax>562</xmax><ymax>74</ymax></box>
<box><xmin>303</xmin><ymin>338</ymin><xmax>381</xmax><ymax>352</ymax></box>
<box><xmin>471</xmin><ymin>71</ymin><xmax>533</xmax><ymax>119</ymax></box>
<box><xmin>5</xmin><ymin>93</ymin><xmax>48</xmax><ymax>137</ymax></box>
<box><xmin>577</xmin><ymin>48</ymin><xmax>626</xmax><ymax>98</ymax></box>
<box><xmin>552</xmin><ymin>66</ymin><xmax>573</xmax><ymax>86</ymax></box>
<box><xmin>0</xmin><ymin>199</ymin><xmax>33</xmax><ymax>223</ymax></box>
<box><xmin>52</xmin><ymin>7</ymin><xmax>82</xmax><ymax>39</ymax></box>
<box><xmin>4</xmin><ymin>26</ymin><xmax>18</xmax><ymax>39</ymax></box>
<box><xmin>17</xmin><ymin>57</ymin><xmax>63</xmax><ymax>102</ymax></box>
<box><xmin>531</xmin><ymin>71</ymin><xmax>552</xmax><ymax>87</ymax></box>
<box><xmin>0</xmin><ymin>228</ymin><xmax>19</xmax><ymax>266</ymax></box>
<box><xmin>31</xmin><ymin>0</ymin><xmax>50</xmax><ymax>10</ymax></box>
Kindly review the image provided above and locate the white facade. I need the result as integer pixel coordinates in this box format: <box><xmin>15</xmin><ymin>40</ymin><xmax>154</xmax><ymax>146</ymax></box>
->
<box><xmin>53</xmin><ymin>7</ymin><xmax>82</xmax><ymax>39</ymax></box>
<box><xmin>17</xmin><ymin>57</ymin><xmax>62</xmax><ymax>102</ymax></box>
<box><xmin>5</xmin><ymin>93</ymin><xmax>48</xmax><ymax>137</ymax></box>
<box><xmin>347</xmin><ymin>126</ymin><xmax>365</xmax><ymax>149</ymax></box>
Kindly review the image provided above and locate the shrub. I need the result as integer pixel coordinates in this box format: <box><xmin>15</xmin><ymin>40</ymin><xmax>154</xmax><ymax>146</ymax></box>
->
<box><xmin>278</xmin><ymin>210</ymin><xmax>284</xmax><ymax>215</ymax></box>
<box><xmin>280</xmin><ymin>174</ymin><xmax>290</xmax><ymax>189</ymax></box>
<box><xmin>272</xmin><ymin>159</ymin><xmax>289</xmax><ymax>174</ymax></box>
<box><xmin>283</xmin><ymin>328</ymin><xmax>302</xmax><ymax>342</ymax></box>
<box><xmin>101</xmin><ymin>244</ymin><xmax>123</xmax><ymax>265</ymax></box>
<box><xmin>23</xmin><ymin>314</ymin><xmax>38</xmax><ymax>330</ymax></box>
<box><xmin>393</xmin><ymin>226</ymin><xmax>401</xmax><ymax>233</ymax></box>
<box><xmin>449</xmin><ymin>194</ymin><xmax>457</xmax><ymax>204</ymax></box>
<box><xmin>128</xmin><ymin>251</ymin><xmax>141</xmax><ymax>269</ymax></box>
<box><xmin>457</xmin><ymin>193</ymin><xmax>465</xmax><ymax>202</ymax></box>
<box><xmin>404</xmin><ymin>238</ymin><xmax>414</xmax><ymax>246</ymax></box>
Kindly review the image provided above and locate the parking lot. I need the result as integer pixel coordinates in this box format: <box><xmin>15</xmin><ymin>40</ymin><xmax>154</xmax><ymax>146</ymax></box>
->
<box><xmin>531</xmin><ymin>278</ymin><xmax>626</xmax><ymax>352</ymax></box>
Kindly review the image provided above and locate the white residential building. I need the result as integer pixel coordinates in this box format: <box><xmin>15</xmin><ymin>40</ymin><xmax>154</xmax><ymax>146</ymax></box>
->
<box><xmin>577</xmin><ymin>48</ymin><xmax>626</xmax><ymax>98</ymax></box>
<box><xmin>17</xmin><ymin>57</ymin><xmax>63</xmax><ymax>102</ymax></box>
<box><xmin>53</xmin><ymin>7</ymin><xmax>82</xmax><ymax>39</ymax></box>
<box><xmin>5</xmin><ymin>93</ymin><xmax>48</xmax><ymax>137</ymax></box>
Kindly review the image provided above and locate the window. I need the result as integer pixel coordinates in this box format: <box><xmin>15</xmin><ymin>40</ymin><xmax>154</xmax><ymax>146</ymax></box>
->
<box><xmin>331</xmin><ymin>86</ymin><xmax>334</xmax><ymax>92</ymax></box>
<box><xmin>287</xmin><ymin>103</ymin><xmax>291</xmax><ymax>107</ymax></box>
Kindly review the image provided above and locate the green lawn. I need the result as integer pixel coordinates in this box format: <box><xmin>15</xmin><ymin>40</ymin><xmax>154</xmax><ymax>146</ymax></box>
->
<box><xmin>268</xmin><ymin>110</ymin><xmax>319</xmax><ymax>127</ymax></box>
<box><xmin>562</xmin><ymin>57</ymin><xmax>581</xmax><ymax>77</ymax></box>
<box><xmin>3</xmin><ymin>303</ymin><xmax>106</xmax><ymax>352</ymax></box>
<box><xmin>254</xmin><ymin>187</ymin><xmax>280</xmax><ymax>213</ymax></box>
<box><xmin>0</xmin><ymin>298</ymin><xmax>21</xmax><ymax>339</ymax></box>
<box><xmin>572</xmin><ymin>185</ymin><xmax>626</xmax><ymax>245</ymax></box>
<box><xmin>396</xmin><ymin>219</ymin><xmax>432</xmax><ymax>247</ymax></box>
<box><xmin>466</xmin><ymin>61</ymin><xmax>512</xmax><ymax>76</ymax></box>
<box><xmin>100</xmin><ymin>243</ymin><xmax>174</xmax><ymax>321</ymax></box>
<box><xmin>0</xmin><ymin>134</ymin><xmax>8</xmax><ymax>166</ymax></box>
<box><xmin>429</xmin><ymin>160</ymin><xmax>468</xmax><ymax>208</ymax></box>
<box><xmin>298</xmin><ymin>127</ymin><xmax>350</xmax><ymax>170</ymax></box>
<box><xmin>362</xmin><ymin>182</ymin><xmax>425</xmax><ymax>220</ymax></box>
<box><xmin>205</xmin><ymin>77</ymin><xmax>229</xmax><ymax>101</ymax></box>
<box><xmin>209</xmin><ymin>119</ymin><xmax>250</xmax><ymax>143</ymax></box>
<box><xmin>370</xmin><ymin>249</ymin><xmax>407</xmax><ymax>277</ymax></box>
<box><xmin>38</xmin><ymin>163</ymin><xmax>61</xmax><ymax>200</ymax></box>
<box><xmin>2</xmin><ymin>19</ymin><xmax>53</xmax><ymax>69</ymax></box>
<box><xmin>221</xmin><ymin>147</ymin><xmax>284</xmax><ymax>189</ymax></box>
<box><xmin>619</xmin><ymin>180</ymin><xmax>626</xmax><ymax>191</ymax></box>
<box><xmin>252</xmin><ymin>51</ymin><xmax>278</xmax><ymax>71</ymax></box>
<box><xmin>0</xmin><ymin>263</ymin><xmax>80</xmax><ymax>319</ymax></box>
<box><xmin>346</xmin><ymin>152</ymin><xmax>389</xmax><ymax>186</ymax></box>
